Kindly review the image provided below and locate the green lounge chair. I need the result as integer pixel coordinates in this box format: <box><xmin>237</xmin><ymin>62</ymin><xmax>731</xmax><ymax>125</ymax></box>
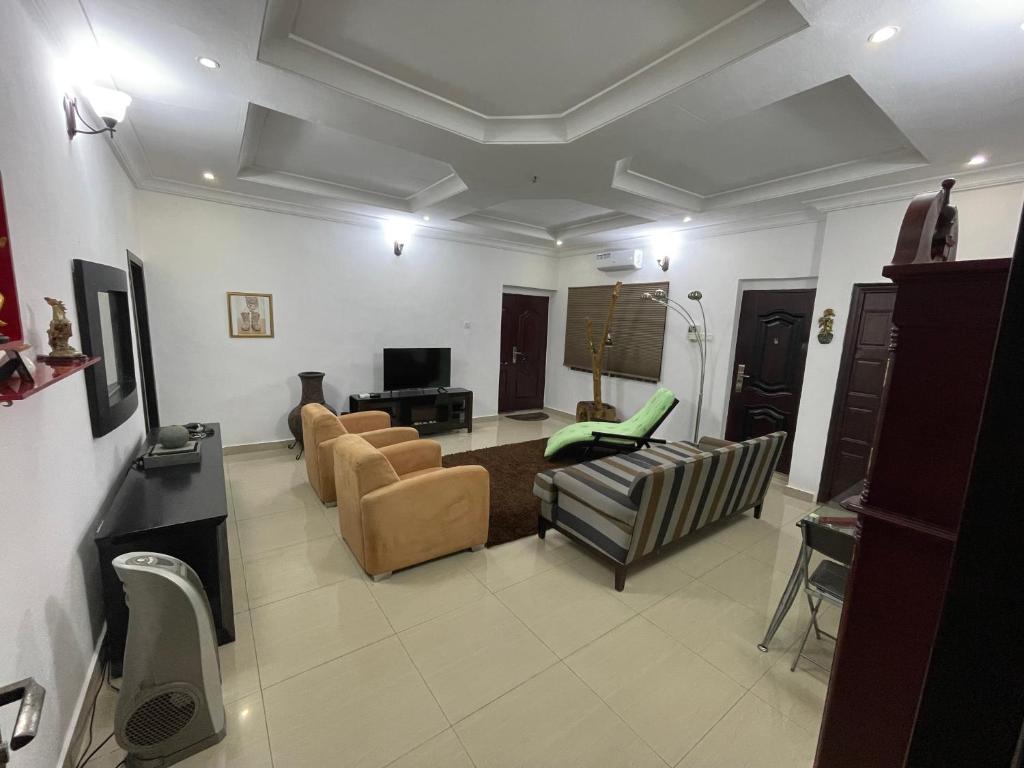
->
<box><xmin>544</xmin><ymin>388</ymin><xmax>679</xmax><ymax>458</ymax></box>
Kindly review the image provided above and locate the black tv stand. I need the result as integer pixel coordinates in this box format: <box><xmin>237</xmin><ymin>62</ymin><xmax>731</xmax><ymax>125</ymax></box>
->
<box><xmin>349</xmin><ymin>388</ymin><xmax>473</xmax><ymax>435</ymax></box>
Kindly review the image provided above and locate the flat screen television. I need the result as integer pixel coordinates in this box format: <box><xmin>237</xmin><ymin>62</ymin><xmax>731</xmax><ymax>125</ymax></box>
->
<box><xmin>383</xmin><ymin>347</ymin><xmax>451</xmax><ymax>391</ymax></box>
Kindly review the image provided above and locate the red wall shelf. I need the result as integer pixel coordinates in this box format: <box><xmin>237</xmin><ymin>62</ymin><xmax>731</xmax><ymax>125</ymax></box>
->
<box><xmin>0</xmin><ymin>342</ymin><xmax>101</xmax><ymax>406</ymax></box>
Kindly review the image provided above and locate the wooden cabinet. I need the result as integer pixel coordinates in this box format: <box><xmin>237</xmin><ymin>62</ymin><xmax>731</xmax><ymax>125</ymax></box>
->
<box><xmin>815</xmin><ymin>259</ymin><xmax>1011</xmax><ymax>767</ymax></box>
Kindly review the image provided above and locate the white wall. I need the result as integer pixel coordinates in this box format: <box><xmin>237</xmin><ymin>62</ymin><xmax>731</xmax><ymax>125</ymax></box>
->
<box><xmin>546</xmin><ymin>222</ymin><xmax>823</xmax><ymax>442</ymax></box>
<box><xmin>137</xmin><ymin>193</ymin><xmax>558</xmax><ymax>445</ymax></box>
<box><xmin>0</xmin><ymin>3</ymin><xmax>144</xmax><ymax>766</ymax></box>
<box><xmin>788</xmin><ymin>182</ymin><xmax>1024</xmax><ymax>494</ymax></box>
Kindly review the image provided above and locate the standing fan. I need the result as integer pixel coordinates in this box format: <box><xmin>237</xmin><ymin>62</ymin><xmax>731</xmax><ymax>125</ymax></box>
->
<box><xmin>112</xmin><ymin>553</ymin><xmax>225</xmax><ymax>767</ymax></box>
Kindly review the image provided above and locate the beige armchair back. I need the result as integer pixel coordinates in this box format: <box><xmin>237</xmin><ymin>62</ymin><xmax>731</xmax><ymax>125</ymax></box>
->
<box><xmin>301</xmin><ymin>403</ymin><xmax>418</xmax><ymax>504</ymax></box>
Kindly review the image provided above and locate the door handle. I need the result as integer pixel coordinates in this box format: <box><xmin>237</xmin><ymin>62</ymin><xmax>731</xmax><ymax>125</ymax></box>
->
<box><xmin>734</xmin><ymin>363</ymin><xmax>750</xmax><ymax>393</ymax></box>
<box><xmin>512</xmin><ymin>346</ymin><xmax>526</xmax><ymax>364</ymax></box>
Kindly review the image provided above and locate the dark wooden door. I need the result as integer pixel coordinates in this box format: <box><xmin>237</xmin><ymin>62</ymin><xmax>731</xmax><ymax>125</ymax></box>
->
<box><xmin>818</xmin><ymin>284</ymin><xmax>896</xmax><ymax>500</ymax></box>
<box><xmin>499</xmin><ymin>293</ymin><xmax>549</xmax><ymax>412</ymax></box>
<box><xmin>725</xmin><ymin>289</ymin><xmax>815</xmax><ymax>474</ymax></box>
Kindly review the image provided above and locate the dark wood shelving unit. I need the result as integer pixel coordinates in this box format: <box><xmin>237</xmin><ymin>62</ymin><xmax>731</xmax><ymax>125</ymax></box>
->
<box><xmin>0</xmin><ymin>340</ymin><xmax>101</xmax><ymax>406</ymax></box>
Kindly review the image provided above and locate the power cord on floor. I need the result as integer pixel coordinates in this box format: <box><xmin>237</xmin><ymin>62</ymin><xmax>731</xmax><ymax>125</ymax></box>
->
<box><xmin>74</xmin><ymin>658</ymin><xmax>120</xmax><ymax>768</ymax></box>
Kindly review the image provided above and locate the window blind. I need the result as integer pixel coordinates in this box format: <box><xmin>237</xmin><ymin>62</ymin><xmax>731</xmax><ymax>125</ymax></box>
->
<box><xmin>563</xmin><ymin>281</ymin><xmax>669</xmax><ymax>382</ymax></box>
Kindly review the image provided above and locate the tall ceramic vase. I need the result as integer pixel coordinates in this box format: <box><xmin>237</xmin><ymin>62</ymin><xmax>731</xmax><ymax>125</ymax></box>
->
<box><xmin>287</xmin><ymin>371</ymin><xmax>334</xmax><ymax>459</ymax></box>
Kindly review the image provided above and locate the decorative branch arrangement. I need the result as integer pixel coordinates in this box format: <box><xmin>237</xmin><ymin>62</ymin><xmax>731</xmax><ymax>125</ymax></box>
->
<box><xmin>577</xmin><ymin>281</ymin><xmax>622</xmax><ymax>422</ymax></box>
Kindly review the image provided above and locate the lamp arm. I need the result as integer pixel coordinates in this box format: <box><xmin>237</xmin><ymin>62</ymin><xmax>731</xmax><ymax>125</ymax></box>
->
<box><xmin>661</xmin><ymin>301</ymin><xmax>707</xmax><ymax>442</ymax></box>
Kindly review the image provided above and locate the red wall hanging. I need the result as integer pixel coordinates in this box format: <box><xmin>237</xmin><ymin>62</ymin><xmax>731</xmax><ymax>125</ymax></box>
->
<box><xmin>0</xmin><ymin>172</ymin><xmax>24</xmax><ymax>343</ymax></box>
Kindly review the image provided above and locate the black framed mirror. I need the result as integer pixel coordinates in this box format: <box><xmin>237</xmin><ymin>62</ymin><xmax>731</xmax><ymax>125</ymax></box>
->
<box><xmin>73</xmin><ymin>259</ymin><xmax>138</xmax><ymax>437</ymax></box>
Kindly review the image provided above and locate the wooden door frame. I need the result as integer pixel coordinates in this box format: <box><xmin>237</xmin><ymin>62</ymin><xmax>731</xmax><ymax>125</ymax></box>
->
<box><xmin>816</xmin><ymin>282</ymin><xmax>895</xmax><ymax>501</ymax></box>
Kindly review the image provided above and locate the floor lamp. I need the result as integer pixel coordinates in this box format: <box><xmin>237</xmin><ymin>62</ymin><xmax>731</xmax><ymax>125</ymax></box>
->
<box><xmin>643</xmin><ymin>288</ymin><xmax>707</xmax><ymax>442</ymax></box>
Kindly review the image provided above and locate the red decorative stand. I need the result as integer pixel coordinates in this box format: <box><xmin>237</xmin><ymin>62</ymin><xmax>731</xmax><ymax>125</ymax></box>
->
<box><xmin>0</xmin><ymin>340</ymin><xmax>100</xmax><ymax>407</ymax></box>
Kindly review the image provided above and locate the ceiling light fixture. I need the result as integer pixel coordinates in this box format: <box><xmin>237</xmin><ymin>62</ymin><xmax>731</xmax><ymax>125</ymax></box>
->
<box><xmin>63</xmin><ymin>86</ymin><xmax>132</xmax><ymax>139</ymax></box>
<box><xmin>202</xmin><ymin>171</ymin><xmax>216</xmax><ymax>181</ymax></box>
<box><xmin>555</xmin><ymin>240</ymin><xmax>563</xmax><ymax>246</ymax></box>
<box><xmin>683</xmin><ymin>216</ymin><xmax>693</xmax><ymax>223</ymax></box>
<box><xmin>868</xmin><ymin>25</ymin><xmax>900</xmax><ymax>43</ymax></box>
<box><xmin>197</xmin><ymin>56</ymin><xmax>220</xmax><ymax>69</ymax></box>
<box><xmin>422</xmin><ymin>215</ymin><xmax>430</xmax><ymax>221</ymax></box>
<box><xmin>967</xmin><ymin>154</ymin><xmax>989</xmax><ymax>166</ymax></box>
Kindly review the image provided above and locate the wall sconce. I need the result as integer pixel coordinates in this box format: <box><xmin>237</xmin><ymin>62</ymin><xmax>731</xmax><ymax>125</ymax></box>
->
<box><xmin>384</xmin><ymin>219</ymin><xmax>415</xmax><ymax>257</ymax></box>
<box><xmin>817</xmin><ymin>308</ymin><xmax>836</xmax><ymax>343</ymax></box>
<box><xmin>657</xmin><ymin>254</ymin><xmax>670</xmax><ymax>272</ymax></box>
<box><xmin>650</xmin><ymin>230</ymin><xmax>680</xmax><ymax>272</ymax></box>
<box><xmin>64</xmin><ymin>86</ymin><xmax>132</xmax><ymax>139</ymax></box>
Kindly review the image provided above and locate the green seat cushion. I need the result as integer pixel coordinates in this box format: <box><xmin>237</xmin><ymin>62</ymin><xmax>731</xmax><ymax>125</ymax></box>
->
<box><xmin>543</xmin><ymin>387</ymin><xmax>677</xmax><ymax>458</ymax></box>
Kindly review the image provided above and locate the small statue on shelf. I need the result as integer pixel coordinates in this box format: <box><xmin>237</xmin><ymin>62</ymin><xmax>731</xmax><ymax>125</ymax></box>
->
<box><xmin>38</xmin><ymin>297</ymin><xmax>86</xmax><ymax>363</ymax></box>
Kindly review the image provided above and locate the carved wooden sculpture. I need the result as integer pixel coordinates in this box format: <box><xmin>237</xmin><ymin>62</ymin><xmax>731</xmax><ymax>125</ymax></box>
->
<box><xmin>38</xmin><ymin>297</ymin><xmax>85</xmax><ymax>362</ymax></box>
<box><xmin>892</xmin><ymin>178</ymin><xmax>959</xmax><ymax>265</ymax></box>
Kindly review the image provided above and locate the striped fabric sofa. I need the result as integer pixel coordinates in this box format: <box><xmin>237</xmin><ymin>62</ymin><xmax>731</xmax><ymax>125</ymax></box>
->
<box><xmin>533</xmin><ymin>432</ymin><xmax>786</xmax><ymax>590</ymax></box>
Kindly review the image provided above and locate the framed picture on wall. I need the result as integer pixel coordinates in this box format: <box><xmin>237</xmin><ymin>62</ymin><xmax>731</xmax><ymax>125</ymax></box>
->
<box><xmin>227</xmin><ymin>292</ymin><xmax>274</xmax><ymax>338</ymax></box>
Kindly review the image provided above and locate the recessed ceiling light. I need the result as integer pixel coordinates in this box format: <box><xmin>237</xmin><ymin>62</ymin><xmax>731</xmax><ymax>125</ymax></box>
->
<box><xmin>202</xmin><ymin>171</ymin><xmax>216</xmax><ymax>181</ymax></box>
<box><xmin>683</xmin><ymin>216</ymin><xmax>692</xmax><ymax>223</ymax></box>
<box><xmin>868</xmin><ymin>25</ymin><xmax>899</xmax><ymax>44</ymax></box>
<box><xmin>422</xmin><ymin>215</ymin><xmax>430</xmax><ymax>221</ymax></box>
<box><xmin>967</xmin><ymin>154</ymin><xmax>988</xmax><ymax>166</ymax></box>
<box><xmin>555</xmin><ymin>240</ymin><xmax>563</xmax><ymax>246</ymax></box>
<box><xmin>197</xmin><ymin>56</ymin><xmax>220</xmax><ymax>69</ymax></box>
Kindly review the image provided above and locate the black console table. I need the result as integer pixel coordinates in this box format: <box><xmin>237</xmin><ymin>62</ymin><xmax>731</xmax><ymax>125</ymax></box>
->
<box><xmin>95</xmin><ymin>423</ymin><xmax>234</xmax><ymax>676</ymax></box>
<box><xmin>349</xmin><ymin>388</ymin><xmax>473</xmax><ymax>435</ymax></box>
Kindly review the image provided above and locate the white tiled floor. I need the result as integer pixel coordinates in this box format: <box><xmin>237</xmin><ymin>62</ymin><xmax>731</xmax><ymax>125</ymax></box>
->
<box><xmin>80</xmin><ymin>412</ymin><xmax>833</xmax><ymax>767</ymax></box>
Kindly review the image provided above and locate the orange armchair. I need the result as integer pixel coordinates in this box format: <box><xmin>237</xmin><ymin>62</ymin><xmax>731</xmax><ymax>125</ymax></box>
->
<box><xmin>301</xmin><ymin>403</ymin><xmax>418</xmax><ymax>504</ymax></box>
<box><xmin>332</xmin><ymin>434</ymin><xmax>489</xmax><ymax>580</ymax></box>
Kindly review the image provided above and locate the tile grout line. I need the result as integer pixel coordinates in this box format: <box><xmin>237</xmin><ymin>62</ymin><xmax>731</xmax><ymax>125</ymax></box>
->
<box><xmin>227</xmin><ymin>479</ymin><xmax>276</xmax><ymax>768</ymax></box>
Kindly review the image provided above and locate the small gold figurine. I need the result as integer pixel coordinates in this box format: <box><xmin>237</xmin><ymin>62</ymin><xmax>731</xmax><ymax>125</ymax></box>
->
<box><xmin>817</xmin><ymin>308</ymin><xmax>836</xmax><ymax>344</ymax></box>
<box><xmin>38</xmin><ymin>297</ymin><xmax>86</xmax><ymax>363</ymax></box>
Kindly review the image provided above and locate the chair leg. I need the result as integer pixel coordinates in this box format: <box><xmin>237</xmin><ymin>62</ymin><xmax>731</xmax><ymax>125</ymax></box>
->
<box><xmin>470</xmin><ymin>544</ymin><xmax>484</xmax><ymax>552</ymax></box>
<box><xmin>805</xmin><ymin>594</ymin><xmax>823</xmax><ymax>640</ymax></box>
<box><xmin>753</xmin><ymin>502</ymin><xmax>763</xmax><ymax>519</ymax></box>
<box><xmin>811</xmin><ymin>597</ymin><xmax>826</xmax><ymax>640</ymax></box>
<box><xmin>614</xmin><ymin>564</ymin><xmax>627</xmax><ymax>592</ymax></box>
<box><xmin>537</xmin><ymin>516</ymin><xmax>548</xmax><ymax>539</ymax></box>
<box><xmin>791</xmin><ymin>615</ymin><xmax>815</xmax><ymax>672</ymax></box>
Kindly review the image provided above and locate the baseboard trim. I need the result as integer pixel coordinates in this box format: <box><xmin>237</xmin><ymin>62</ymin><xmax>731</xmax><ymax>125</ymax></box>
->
<box><xmin>223</xmin><ymin>439</ymin><xmax>293</xmax><ymax>455</ymax></box>
<box><xmin>542</xmin><ymin>406</ymin><xmax>574</xmax><ymax>420</ymax></box>
<box><xmin>59</xmin><ymin>625</ymin><xmax>108</xmax><ymax>768</ymax></box>
<box><xmin>784</xmin><ymin>484</ymin><xmax>816</xmax><ymax>502</ymax></box>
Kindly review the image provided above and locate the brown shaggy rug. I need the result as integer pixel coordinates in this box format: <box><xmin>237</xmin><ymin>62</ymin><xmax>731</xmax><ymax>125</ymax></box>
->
<box><xmin>442</xmin><ymin>438</ymin><xmax>577</xmax><ymax>546</ymax></box>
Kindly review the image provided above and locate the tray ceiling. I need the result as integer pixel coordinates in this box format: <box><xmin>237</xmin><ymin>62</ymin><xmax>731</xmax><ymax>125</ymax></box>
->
<box><xmin>60</xmin><ymin>0</ymin><xmax>1024</xmax><ymax>252</ymax></box>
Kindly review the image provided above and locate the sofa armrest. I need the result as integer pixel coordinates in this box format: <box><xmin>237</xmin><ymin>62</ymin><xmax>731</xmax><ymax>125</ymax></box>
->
<box><xmin>339</xmin><ymin>410</ymin><xmax>392</xmax><ymax>434</ymax></box>
<box><xmin>378</xmin><ymin>439</ymin><xmax>442</xmax><ymax>476</ymax></box>
<box><xmin>697</xmin><ymin>436</ymin><xmax>735</xmax><ymax>451</ymax></box>
<box><xmin>361</xmin><ymin>427</ymin><xmax>420</xmax><ymax>450</ymax></box>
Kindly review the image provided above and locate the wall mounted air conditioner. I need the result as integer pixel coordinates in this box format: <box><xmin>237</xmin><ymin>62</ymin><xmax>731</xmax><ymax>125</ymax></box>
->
<box><xmin>595</xmin><ymin>249</ymin><xmax>643</xmax><ymax>272</ymax></box>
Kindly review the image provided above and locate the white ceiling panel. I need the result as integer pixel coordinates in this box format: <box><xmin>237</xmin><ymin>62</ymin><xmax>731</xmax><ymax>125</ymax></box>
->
<box><xmin>477</xmin><ymin>199</ymin><xmax>618</xmax><ymax>230</ymax></box>
<box><xmin>290</xmin><ymin>0</ymin><xmax>756</xmax><ymax>116</ymax></box>
<box><xmin>250</xmin><ymin>109</ymin><xmax>455</xmax><ymax>199</ymax></box>
<box><xmin>630</xmin><ymin>77</ymin><xmax>921</xmax><ymax>196</ymax></box>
